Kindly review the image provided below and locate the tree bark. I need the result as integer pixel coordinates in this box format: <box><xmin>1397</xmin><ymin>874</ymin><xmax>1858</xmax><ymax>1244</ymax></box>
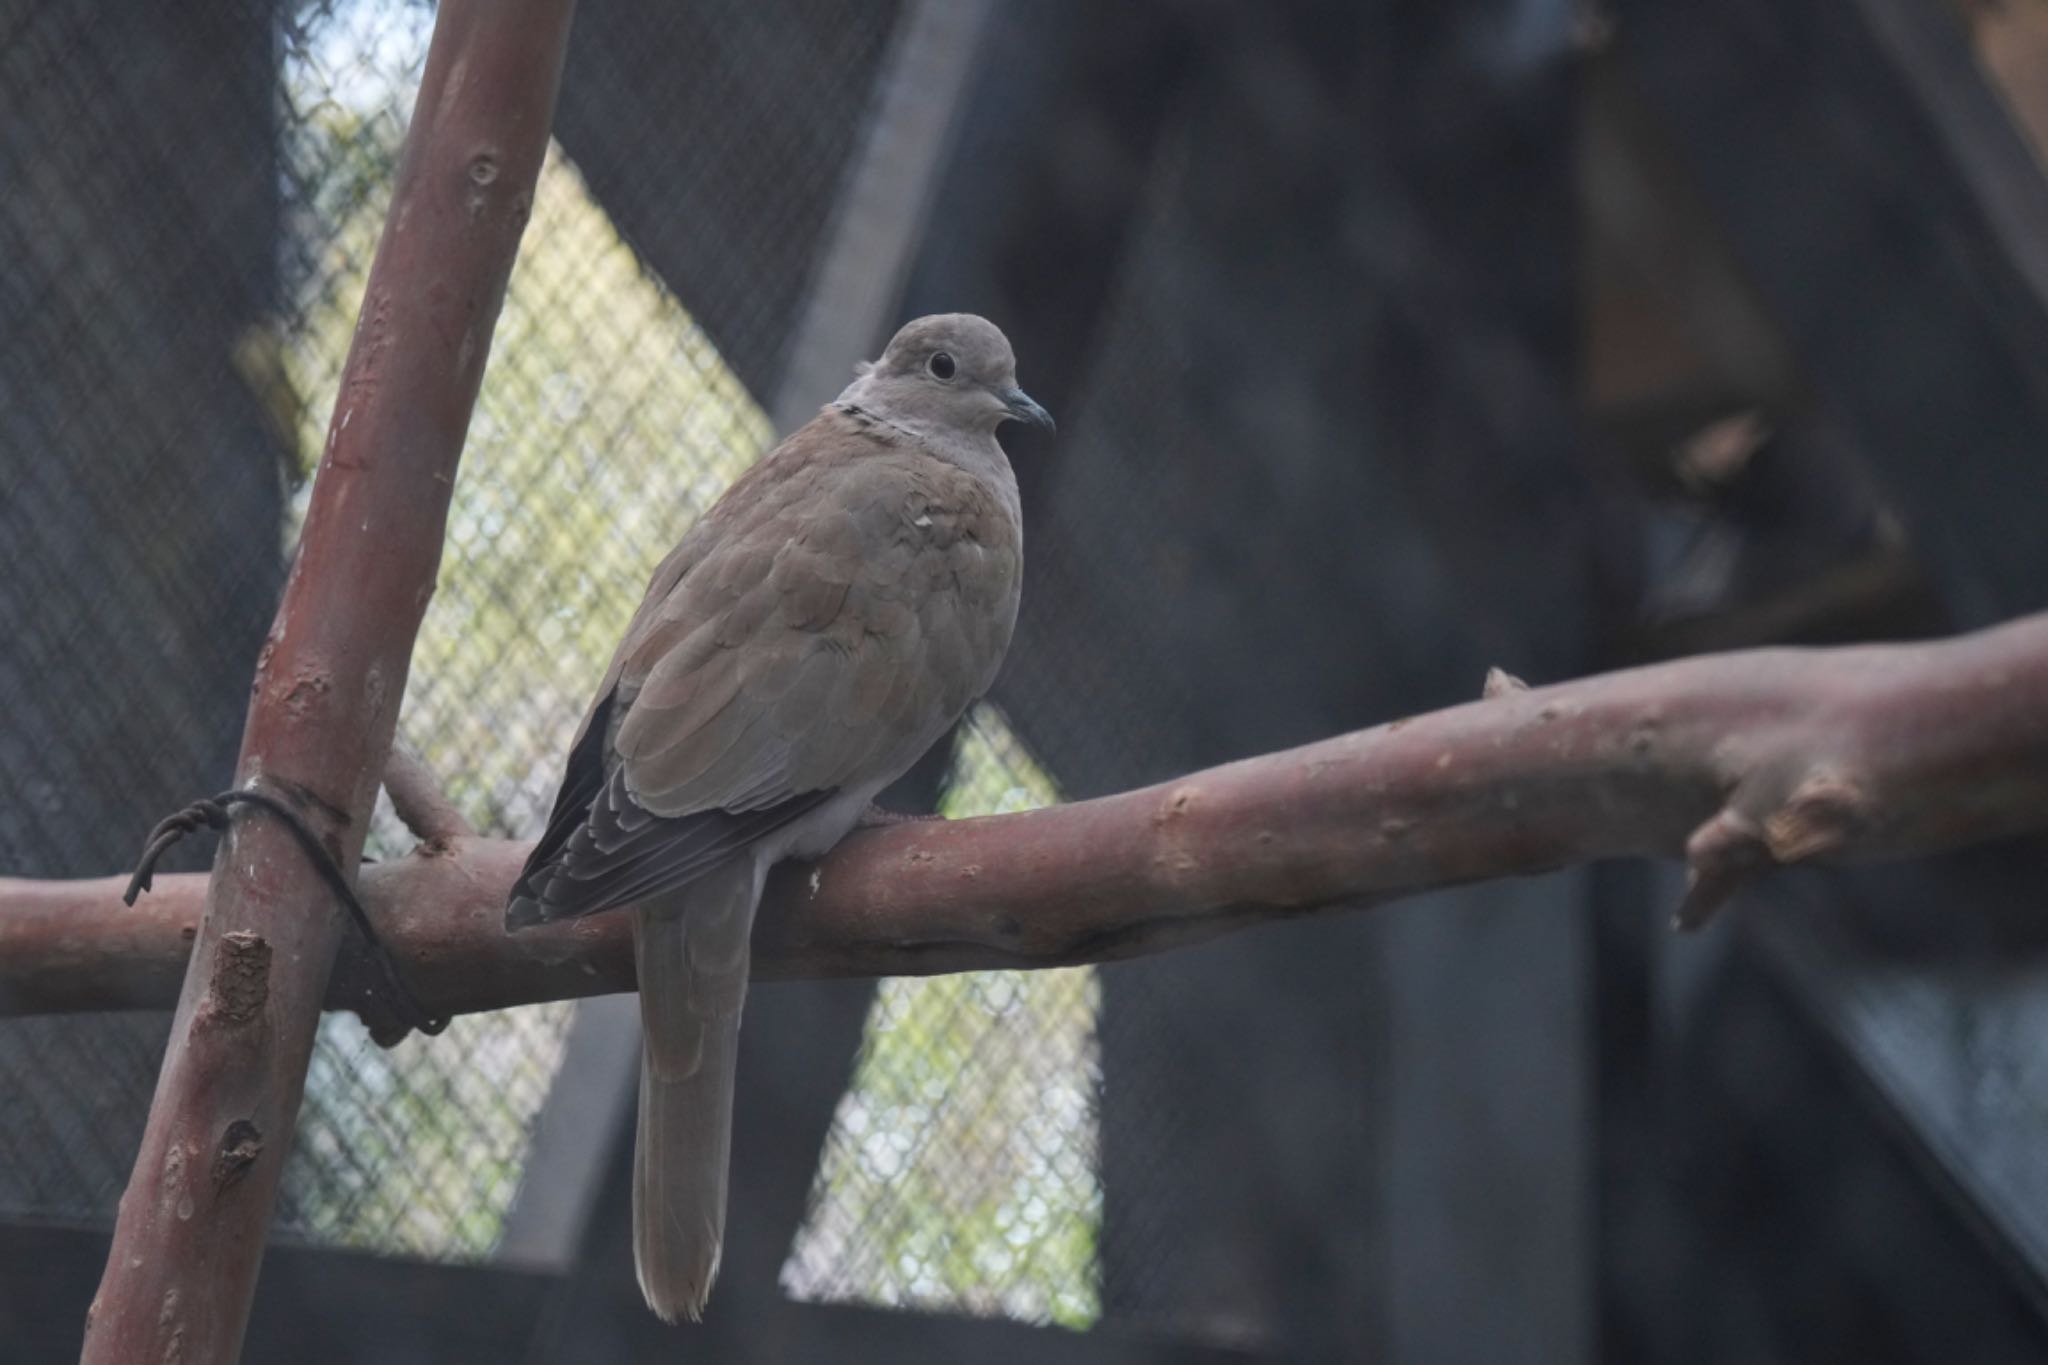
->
<box><xmin>383</xmin><ymin>744</ymin><xmax>476</xmax><ymax>847</ymax></box>
<box><xmin>77</xmin><ymin>5</ymin><xmax>574</xmax><ymax>1362</ymax></box>
<box><xmin>12</xmin><ymin>613</ymin><xmax>2044</xmax><ymax>1042</ymax></box>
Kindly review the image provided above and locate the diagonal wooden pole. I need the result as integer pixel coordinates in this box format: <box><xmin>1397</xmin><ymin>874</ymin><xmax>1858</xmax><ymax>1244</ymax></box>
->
<box><xmin>80</xmin><ymin>4</ymin><xmax>575</xmax><ymax>1361</ymax></box>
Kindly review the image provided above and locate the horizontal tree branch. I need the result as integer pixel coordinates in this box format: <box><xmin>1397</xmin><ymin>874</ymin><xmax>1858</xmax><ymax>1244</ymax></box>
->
<box><xmin>6</xmin><ymin>613</ymin><xmax>2045</xmax><ymax>1038</ymax></box>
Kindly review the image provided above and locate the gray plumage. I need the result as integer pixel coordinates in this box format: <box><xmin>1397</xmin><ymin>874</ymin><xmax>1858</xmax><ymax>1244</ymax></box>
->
<box><xmin>507</xmin><ymin>314</ymin><xmax>1047</xmax><ymax>1322</ymax></box>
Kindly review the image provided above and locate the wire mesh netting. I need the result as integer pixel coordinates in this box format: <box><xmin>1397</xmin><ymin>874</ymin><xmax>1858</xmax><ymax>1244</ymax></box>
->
<box><xmin>1</xmin><ymin>0</ymin><xmax>1102</xmax><ymax>1327</ymax></box>
<box><xmin>0</xmin><ymin>0</ymin><xmax>289</xmax><ymax>1234</ymax></box>
<box><xmin>784</xmin><ymin>708</ymin><xmax>1101</xmax><ymax>1328</ymax></box>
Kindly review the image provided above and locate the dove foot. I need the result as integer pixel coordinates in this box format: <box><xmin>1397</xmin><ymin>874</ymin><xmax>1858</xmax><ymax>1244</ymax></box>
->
<box><xmin>857</xmin><ymin>804</ymin><xmax>946</xmax><ymax>830</ymax></box>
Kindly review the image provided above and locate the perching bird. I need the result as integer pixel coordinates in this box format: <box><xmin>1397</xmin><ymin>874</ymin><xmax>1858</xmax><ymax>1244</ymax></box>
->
<box><xmin>506</xmin><ymin>314</ymin><xmax>1049</xmax><ymax>1322</ymax></box>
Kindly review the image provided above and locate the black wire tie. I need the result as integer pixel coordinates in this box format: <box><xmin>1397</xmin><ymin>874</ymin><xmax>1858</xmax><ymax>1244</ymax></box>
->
<box><xmin>123</xmin><ymin>788</ymin><xmax>448</xmax><ymax>1037</ymax></box>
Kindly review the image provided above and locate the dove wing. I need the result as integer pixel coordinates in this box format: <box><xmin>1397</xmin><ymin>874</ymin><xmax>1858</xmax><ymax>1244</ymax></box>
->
<box><xmin>508</xmin><ymin>408</ymin><xmax>1021</xmax><ymax>924</ymax></box>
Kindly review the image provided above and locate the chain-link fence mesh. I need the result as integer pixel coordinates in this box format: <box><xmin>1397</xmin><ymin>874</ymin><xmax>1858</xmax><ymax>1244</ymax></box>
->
<box><xmin>1</xmin><ymin>0</ymin><xmax>1102</xmax><ymax>1328</ymax></box>
<box><xmin>0</xmin><ymin>0</ymin><xmax>288</xmax><ymax>1237</ymax></box>
<box><xmin>16</xmin><ymin>1</ymin><xmax>2034</xmax><ymax>1359</ymax></box>
<box><xmin>784</xmin><ymin>707</ymin><xmax>1100</xmax><ymax>1327</ymax></box>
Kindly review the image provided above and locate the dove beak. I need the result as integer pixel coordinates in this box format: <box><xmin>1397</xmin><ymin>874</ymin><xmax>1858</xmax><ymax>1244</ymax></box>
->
<box><xmin>1001</xmin><ymin>387</ymin><xmax>1056</xmax><ymax>433</ymax></box>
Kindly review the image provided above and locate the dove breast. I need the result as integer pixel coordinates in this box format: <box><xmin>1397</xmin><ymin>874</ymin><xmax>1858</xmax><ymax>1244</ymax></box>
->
<box><xmin>615</xmin><ymin>413</ymin><xmax>1020</xmax><ymax>814</ymax></box>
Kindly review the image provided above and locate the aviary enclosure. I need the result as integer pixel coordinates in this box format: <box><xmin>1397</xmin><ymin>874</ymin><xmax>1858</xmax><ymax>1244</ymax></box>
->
<box><xmin>4</xmin><ymin>1</ymin><xmax>2048</xmax><ymax>1362</ymax></box>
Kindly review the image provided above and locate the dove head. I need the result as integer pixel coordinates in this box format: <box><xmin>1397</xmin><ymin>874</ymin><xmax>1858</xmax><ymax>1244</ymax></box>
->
<box><xmin>838</xmin><ymin>314</ymin><xmax>1055</xmax><ymax>441</ymax></box>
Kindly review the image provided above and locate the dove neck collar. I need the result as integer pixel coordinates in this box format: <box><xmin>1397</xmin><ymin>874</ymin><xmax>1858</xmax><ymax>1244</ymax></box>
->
<box><xmin>831</xmin><ymin>399</ymin><xmax>1020</xmax><ymax>517</ymax></box>
<box><xmin>831</xmin><ymin>398</ymin><xmax>925</xmax><ymax>445</ymax></box>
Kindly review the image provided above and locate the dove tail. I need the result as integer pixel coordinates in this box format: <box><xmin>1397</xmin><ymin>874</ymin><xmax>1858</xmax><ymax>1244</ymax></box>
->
<box><xmin>631</xmin><ymin>858</ymin><xmax>761</xmax><ymax>1323</ymax></box>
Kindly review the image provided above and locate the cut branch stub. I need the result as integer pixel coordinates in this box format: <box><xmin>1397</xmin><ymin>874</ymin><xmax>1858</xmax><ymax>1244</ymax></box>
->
<box><xmin>1676</xmin><ymin>767</ymin><xmax>1878</xmax><ymax>931</ymax></box>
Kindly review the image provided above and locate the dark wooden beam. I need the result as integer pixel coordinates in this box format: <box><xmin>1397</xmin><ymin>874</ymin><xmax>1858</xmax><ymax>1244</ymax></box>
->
<box><xmin>3</xmin><ymin>1224</ymin><xmax>553</xmax><ymax>1365</ymax></box>
<box><xmin>1615</xmin><ymin>0</ymin><xmax>2048</xmax><ymax>623</ymax></box>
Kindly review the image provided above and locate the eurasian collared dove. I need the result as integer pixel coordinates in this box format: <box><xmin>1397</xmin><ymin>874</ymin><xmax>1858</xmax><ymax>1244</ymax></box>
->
<box><xmin>506</xmin><ymin>314</ymin><xmax>1050</xmax><ymax>1323</ymax></box>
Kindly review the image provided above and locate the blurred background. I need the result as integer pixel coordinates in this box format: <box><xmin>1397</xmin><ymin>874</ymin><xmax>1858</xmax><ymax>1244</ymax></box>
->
<box><xmin>5</xmin><ymin>0</ymin><xmax>2048</xmax><ymax>1360</ymax></box>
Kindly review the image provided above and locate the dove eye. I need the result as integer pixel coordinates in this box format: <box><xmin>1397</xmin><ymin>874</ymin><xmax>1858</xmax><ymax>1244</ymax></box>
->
<box><xmin>927</xmin><ymin>351</ymin><xmax>956</xmax><ymax>381</ymax></box>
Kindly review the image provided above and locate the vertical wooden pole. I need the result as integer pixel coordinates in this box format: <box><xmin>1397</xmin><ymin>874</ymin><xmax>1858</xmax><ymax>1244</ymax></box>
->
<box><xmin>81</xmin><ymin>4</ymin><xmax>575</xmax><ymax>1360</ymax></box>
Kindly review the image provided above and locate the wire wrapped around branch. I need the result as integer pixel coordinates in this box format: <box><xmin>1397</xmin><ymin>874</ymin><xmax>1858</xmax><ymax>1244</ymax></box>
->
<box><xmin>119</xmin><ymin>787</ymin><xmax>446</xmax><ymax>1040</ymax></box>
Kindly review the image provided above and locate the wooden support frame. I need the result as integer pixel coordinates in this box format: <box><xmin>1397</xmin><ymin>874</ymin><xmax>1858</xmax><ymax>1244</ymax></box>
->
<box><xmin>76</xmin><ymin>4</ymin><xmax>575</xmax><ymax>1360</ymax></box>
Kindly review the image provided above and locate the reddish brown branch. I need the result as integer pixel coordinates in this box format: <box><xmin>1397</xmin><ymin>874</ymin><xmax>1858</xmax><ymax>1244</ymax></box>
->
<box><xmin>77</xmin><ymin>6</ymin><xmax>574</xmax><ymax>1363</ymax></box>
<box><xmin>382</xmin><ymin>745</ymin><xmax>475</xmax><ymax>847</ymax></box>
<box><xmin>11</xmin><ymin>615</ymin><xmax>2045</xmax><ymax>1039</ymax></box>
